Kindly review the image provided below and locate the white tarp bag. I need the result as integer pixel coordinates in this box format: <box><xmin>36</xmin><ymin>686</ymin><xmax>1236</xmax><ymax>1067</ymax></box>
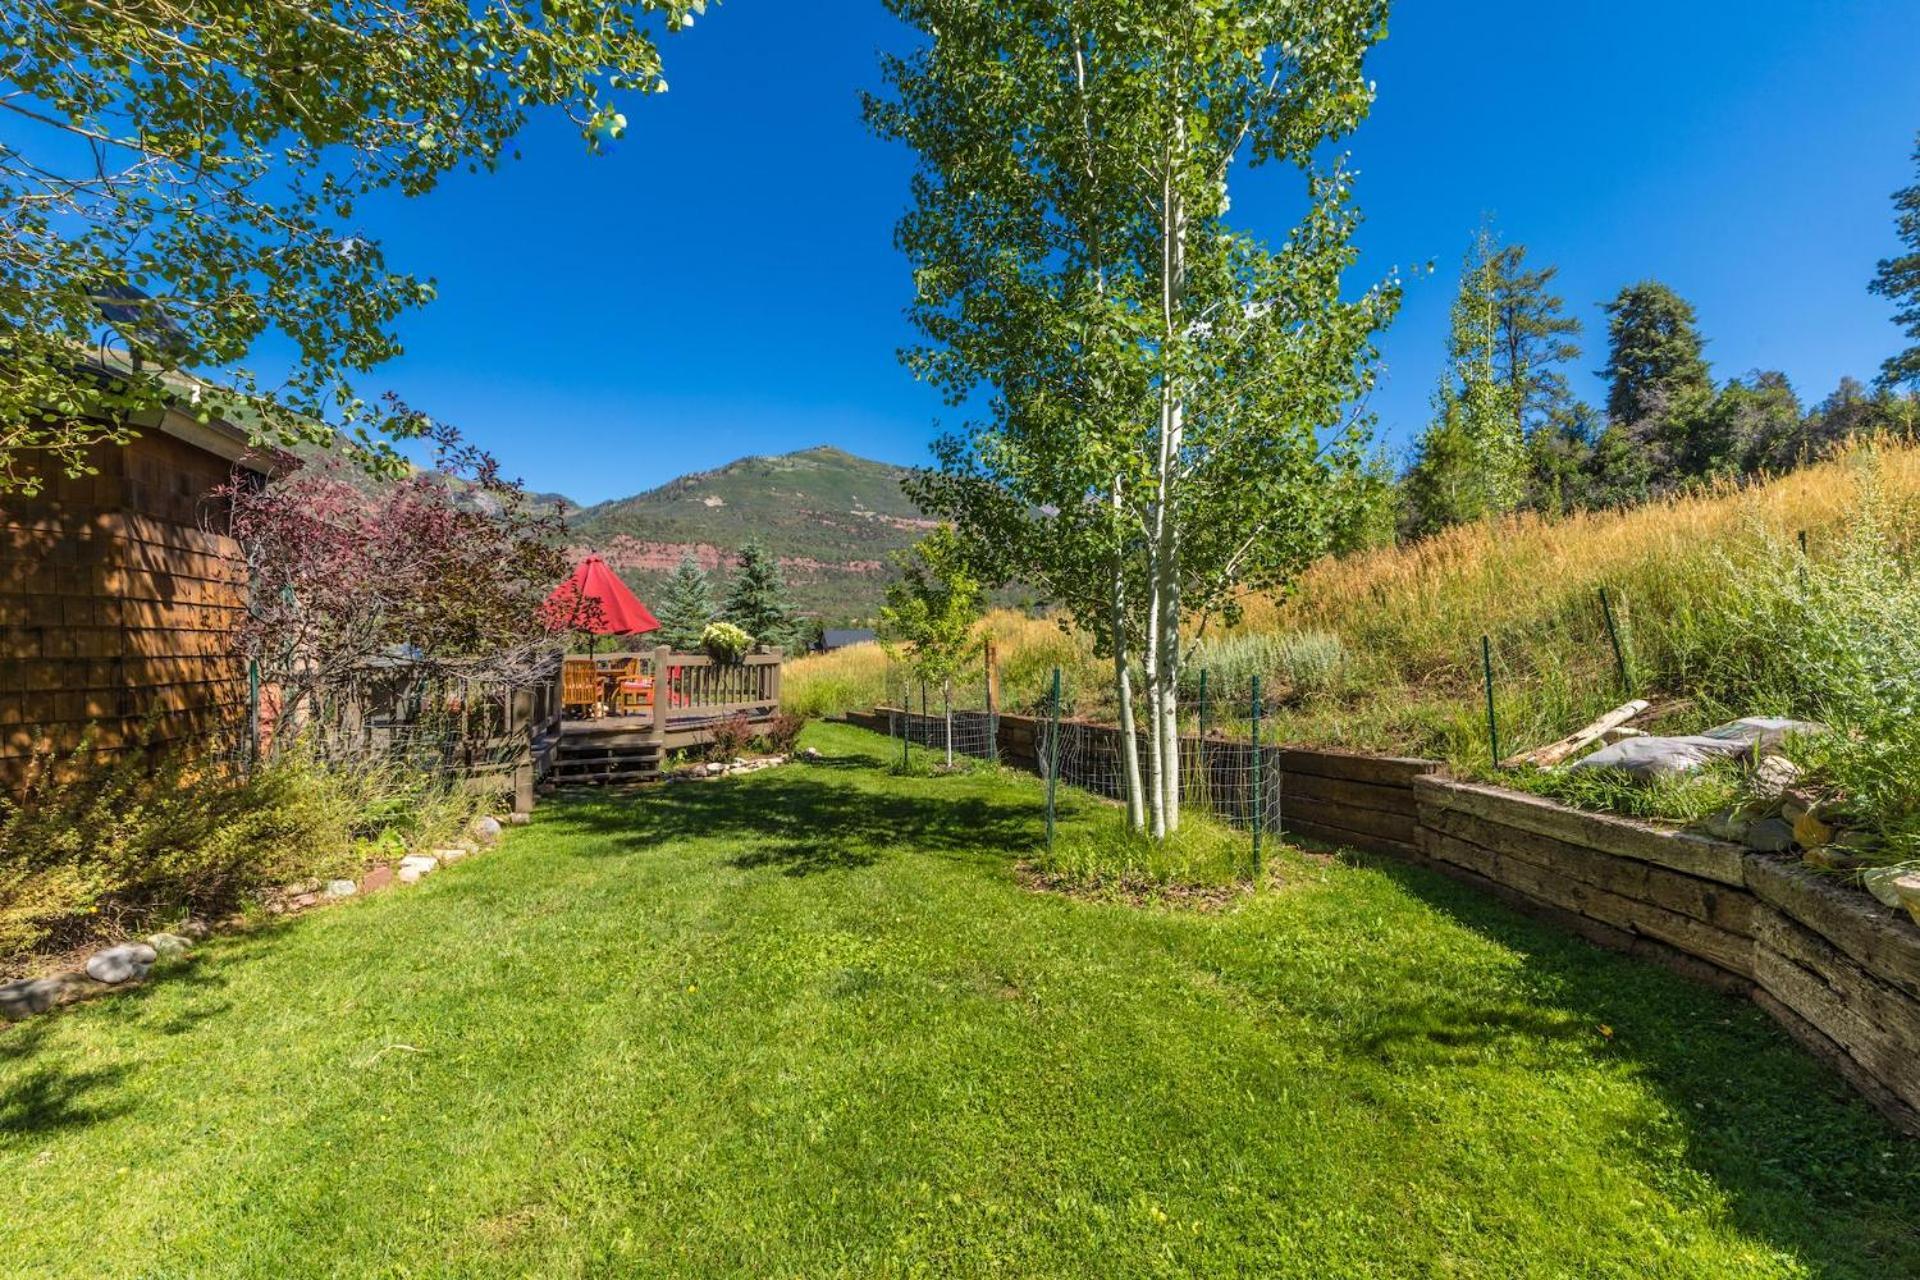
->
<box><xmin>1567</xmin><ymin>734</ymin><xmax>1753</xmax><ymax>780</ymax></box>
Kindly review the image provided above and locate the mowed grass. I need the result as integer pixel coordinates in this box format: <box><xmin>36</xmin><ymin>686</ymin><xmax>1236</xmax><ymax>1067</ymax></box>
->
<box><xmin>3</xmin><ymin>723</ymin><xmax>1917</xmax><ymax>1278</ymax></box>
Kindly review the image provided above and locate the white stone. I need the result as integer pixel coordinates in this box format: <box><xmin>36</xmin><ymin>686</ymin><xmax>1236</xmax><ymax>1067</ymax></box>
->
<box><xmin>1895</xmin><ymin>874</ymin><xmax>1920</xmax><ymax>927</ymax></box>
<box><xmin>85</xmin><ymin>943</ymin><xmax>157</xmax><ymax>985</ymax></box>
<box><xmin>397</xmin><ymin>854</ymin><xmax>439</xmax><ymax>885</ymax></box>
<box><xmin>470</xmin><ymin>815</ymin><xmax>503</xmax><ymax>845</ymax></box>
<box><xmin>434</xmin><ymin>847</ymin><xmax>470</xmax><ymax>864</ymax></box>
<box><xmin>324</xmin><ymin>879</ymin><xmax>358</xmax><ymax>898</ymax></box>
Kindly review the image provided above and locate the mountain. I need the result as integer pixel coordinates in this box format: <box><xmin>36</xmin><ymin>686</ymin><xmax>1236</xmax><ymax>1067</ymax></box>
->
<box><xmin>566</xmin><ymin>446</ymin><xmax>936</xmax><ymax>621</ymax></box>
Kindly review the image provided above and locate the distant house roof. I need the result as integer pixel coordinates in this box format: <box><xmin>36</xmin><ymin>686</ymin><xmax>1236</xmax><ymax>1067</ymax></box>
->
<box><xmin>821</xmin><ymin>628</ymin><xmax>877</xmax><ymax>651</ymax></box>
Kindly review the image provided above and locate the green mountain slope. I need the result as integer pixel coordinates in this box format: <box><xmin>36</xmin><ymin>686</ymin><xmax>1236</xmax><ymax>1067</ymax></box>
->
<box><xmin>567</xmin><ymin>446</ymin><xmax>935</xmax><ymax>621</ymax></box>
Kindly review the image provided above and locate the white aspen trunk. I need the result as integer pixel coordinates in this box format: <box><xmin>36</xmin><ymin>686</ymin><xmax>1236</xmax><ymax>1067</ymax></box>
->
<box><xmin>1143</xmin><ymin>563</ymin><xmax>1166</xmax><ymax>839</ymax></box>
<box><xmin>1109</xmin><ymin>535</ymin><xmax>1146</xmax><ymax>832</ymax></box>
<box><xmin>1150</xmin><ymin>124</ymin><xmax>1188</xmax><ymax>836</ymax></box>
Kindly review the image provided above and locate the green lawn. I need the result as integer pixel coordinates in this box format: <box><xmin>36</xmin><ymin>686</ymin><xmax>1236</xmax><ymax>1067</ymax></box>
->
<box><xmin>3</xmin><ymin>723</ymin><xmax>1916</xmax><ymax>1278</ymax></box>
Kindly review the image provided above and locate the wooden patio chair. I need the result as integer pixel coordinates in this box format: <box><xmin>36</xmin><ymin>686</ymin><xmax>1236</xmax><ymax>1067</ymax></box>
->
<box><xmin>562</xmin><ymin>658</ymin><xmax>602</xmax><ymax>716</ymax></box>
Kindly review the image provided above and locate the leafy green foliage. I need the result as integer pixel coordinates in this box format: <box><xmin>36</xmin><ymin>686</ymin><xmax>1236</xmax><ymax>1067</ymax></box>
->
<box><xmin>699</xmin><ymin>621</ymin><xmax>753</xmax><ymax>663</ymax></box>
<box><xmin>878</xmin><ymin>527</ymin><xmax>983</xmax><ymax>690</ymax></box>
<box><xmin>0</xmin><ymin>0</ymin><xmax>704</xmax><ymax>493</ymax></box>
<box><xmin>0</xmin><ymin>742</ymin><xmax>487</xmax><ymax>964</ymax></box>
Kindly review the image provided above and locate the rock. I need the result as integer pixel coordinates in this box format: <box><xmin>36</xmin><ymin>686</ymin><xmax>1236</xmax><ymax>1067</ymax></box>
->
<box><xmin>1779</xmin><ymin>789</ymin><xmax>1816</xmax><ymax>824</ymax></box>
<box><xmin>1863</xmin><ymin>865</ymin><xmax>1913</xmax><ymax>909</ymax></box>
<box><xmin>1744</xmin><ymin>818</ymin><xmax>1797</xmax><ymax>853</ymax></box>
<box><xmin>1749</xmin><ymin>755</ymin><xmax>1802</xmax><ymax>800</ymax></box>
<box><xmin>705</xmin><ymin>762</ymin><xmax>727</xmax><ymax>776</ymax></box>
<box><xmin>1792</xmin><ymin>808</ymin><xmax>1836</xmax><ymax>849</ymax></box>
<box><xmin>85</xmin><ymin>943</ymin><xmax>157</xmax><ymax>985</ymax></box>
<box><xmin>1701</xmin><ymin>808</ymin><xmax>1752</xmax><ymax>842</ymax></box>
<box><xmin>179</xmin><ymin>919</ymin><xmax>212</xmax><ymax>941</ymax></box>
<box><xmin>0</xmin><ymin>976</ymin><xmax>60</xmax><ymax>1020</ymax></box>
<box><xmin>0</xmin><ymin>972</ymin><xmax>105</xmax><ymax>1020</ymax></box>
<box><xmin>145</xmin><ymin>932</ymin><xmax>193</xmax><ymax>960</ymax></box>
<box><xmin>801</xmin><ymin>747</ymin><xmax>822</xmax><ymax>762</ymax></box>
<box><xmin>434</xmin><ymin>846</ymin><xmax>469</xmax><ymax>864</ymax></box>
<box><xmin>325</xmin><ymin>879</ymin><xmax>358</xmax><ymax>898</ymax></box>
<box><xmin>361</xmin><ymin>865</ymin><xmax>395</xmax><ymax>893</ymax></box>
<box><xmin>470</xmin><ymin>815</ymin><xmax>503</xmax><ymax>845</ymax></box>
<box><xmin>503</xmin><ymin>813</ymin><xmax>532</xmax><ymax>826</ymax></box>
<box><xmin>396</xmin><ymin>854</ymin><xmax>439</xmax><ymax>885</ymax></box>
<box><xmin>1896</xmin><ymin>874</ymin><xmax>1920</xmax><ymax>927</ymax></box>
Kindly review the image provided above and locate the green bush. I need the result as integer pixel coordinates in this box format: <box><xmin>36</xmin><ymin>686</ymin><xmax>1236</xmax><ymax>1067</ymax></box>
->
<box><xmin>0</xmin><ymin>742</ymin><xmax>490</xmax><ymax>968</ymax></box>
<box><xmin>1182</xmin><ymin>630</ymin><xmax>1349</xmax><ymax>706</ymax></box>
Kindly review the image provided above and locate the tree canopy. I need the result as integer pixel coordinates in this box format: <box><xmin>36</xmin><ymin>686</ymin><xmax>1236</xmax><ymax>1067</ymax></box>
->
<box><xmin>0</xmin><ymin>0</ymin><xmax>705</xmax><ymax>493</ymax></box>
<box><xmin>722</xmin><ymin>538</ymin><xmax>794</xmax><ymax>652</ymax></box>
<box><xmin>1870</xmin><ymin>132</ymin><xmax>1920</xmax><ymax>391</ymax></box>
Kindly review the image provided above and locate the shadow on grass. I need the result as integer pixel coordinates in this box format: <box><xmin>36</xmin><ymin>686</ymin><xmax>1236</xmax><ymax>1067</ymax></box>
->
<box><xmin>1344</xmin><ymin>848</ymin><xmax>1920</xmax><ymax>1272</ymax></box>
<box><xmin>540</xmin><ymin>748</ymin><xmax>1045</xmax><ymax>879</ymax></box>
<box><xmin>0</xmin><ymin>1016</ymin><xmax>133</xmax><ymax>1138</ymax></box>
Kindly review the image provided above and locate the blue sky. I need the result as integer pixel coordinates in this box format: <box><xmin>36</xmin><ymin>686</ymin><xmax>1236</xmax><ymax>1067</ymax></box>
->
<box><xmin>345</xmin><ymin>1</ymin><xmax>1920</xmax><ymax>505</ymax></box>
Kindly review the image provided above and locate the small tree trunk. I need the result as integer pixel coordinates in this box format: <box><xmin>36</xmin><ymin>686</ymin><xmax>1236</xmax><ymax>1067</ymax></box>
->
<box><xmin>1109</xmin><ymin>592</ymin><xmax>1146</xmax><ymax>832</ymax></box>
<box><xmin>944</xmin><ymin>678</ymin><xmax>953</xmax><ymax>767</ymax></box>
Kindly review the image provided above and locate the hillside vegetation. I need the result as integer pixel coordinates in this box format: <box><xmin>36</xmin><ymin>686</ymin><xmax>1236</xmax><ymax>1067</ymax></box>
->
<box><xmin>790</xmin><ymin>441</ymin><xmax>1920</xmax><ymax>850</ymax></box>
<box><xmin>569</xmin><ymin>446</ymin><xmax>933</xmax><ymax>617</ymax></box>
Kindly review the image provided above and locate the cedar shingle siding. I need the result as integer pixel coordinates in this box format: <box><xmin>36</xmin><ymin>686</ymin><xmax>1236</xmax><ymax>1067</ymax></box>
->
<box><xmin>1</xmin><ymin>427</ymin><xmax>261</xmax><ymax>790</ymax></box>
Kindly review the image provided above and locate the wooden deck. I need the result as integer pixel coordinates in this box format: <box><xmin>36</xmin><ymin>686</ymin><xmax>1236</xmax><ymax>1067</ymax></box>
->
<box><xmin>541</xmin><ymin>649</ymin><xmax>782</xmax><ymax>787</ymax></box>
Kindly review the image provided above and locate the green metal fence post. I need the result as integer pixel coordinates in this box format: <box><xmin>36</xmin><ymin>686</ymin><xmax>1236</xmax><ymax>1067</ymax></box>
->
<box><xmin>1250</xmin><ymin>674</ymin><xmax>1263</xmax><ymax>881</ymax></box>
<box><xmin>1482</xmin><ymin>635</ymin><xmax>1501</xmax><ymax>767</ymax></box>
<box><xmin>1599</xmin><ymin>587</ymin><xmax>1633</xmax><ymax>696</ymax></box>
<box><xmin>1045</xmin><ymin>667</ymin><xmax>1062</xmax><ymax>855</ymax></box>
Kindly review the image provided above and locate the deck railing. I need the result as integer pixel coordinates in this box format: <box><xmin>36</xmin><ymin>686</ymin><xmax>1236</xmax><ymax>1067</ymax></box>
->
<box><xmin>554</xmin><ymin>647</ymin><xmax>784</xmax><ymax>731</ymax></box>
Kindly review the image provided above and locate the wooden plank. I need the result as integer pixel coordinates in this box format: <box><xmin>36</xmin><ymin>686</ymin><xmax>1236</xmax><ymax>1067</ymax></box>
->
<box><xmin>1409</xmin><ymin>846</ymin><xmax>1755</xmax><ymax>996</ymax></box>
<box><xmin>1752</xmin><ymin>906</ymin><xmax>1920</xmax><ymax>1115</ymax></box>
<box><xmin>1502</xmin><ymin>699</ymin><xmax>1650</xmax><ymax>769</ymax></box>
<box><xmin>1751</xmin><ymin>989</ymin><xmax>1920</xmax><ymax>1137</ymax></box>
<box><xmin>1282</xmin><ymin>770</ymin><xmax>1419</xmax><ymax>816</ymax></box>
<box><xmin>1284</xmin><ymin>797</ymin><xmax>1416</xmax><ymax>845</ymax></box>
<box><xmin>1744</xmin><ymin>854</ymin><xmax>1920</xmax><ymax>1003</ymax></box>
<box><xmin>1275</xmin><ymin>747</ymin><xmax>1441</xmax><ymax>787</ymax></box>
<box><xmin>1419</xmin><ymin>802</ymin><xmax>1754</xmax><ymax>935</ymax></box>
<box><xmin>1281</xmin><ymin>814</ymin><xmax>1419</xmax><ymax>860</ymax></box>
<box><xmin>1423</xmin><ymin>828</ymin><xmax>1754</xmax><ymax>978</ymax></box>
<box><xmin>1415</xmin><ymin>776</ymin><xmax>1746</xmax><ymax>886</ymax></box>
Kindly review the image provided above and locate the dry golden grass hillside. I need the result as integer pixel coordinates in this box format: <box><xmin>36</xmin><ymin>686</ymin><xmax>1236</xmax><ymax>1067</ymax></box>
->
<box><xmin>790</xmin><ymin>440</ymin><xmax>1920</xmax><ymax>770</ymax></box>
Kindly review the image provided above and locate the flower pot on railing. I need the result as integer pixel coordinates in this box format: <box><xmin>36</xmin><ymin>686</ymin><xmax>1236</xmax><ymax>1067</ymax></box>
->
<box><xmin>701</xmin><ymin>622</ymin><xmax>754</xmax><ymax>665</ymax></box>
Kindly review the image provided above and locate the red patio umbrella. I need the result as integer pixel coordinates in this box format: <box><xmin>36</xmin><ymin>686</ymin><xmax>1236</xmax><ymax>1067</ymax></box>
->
<box><xmin>543</xmin><ymin>554</ymin><xmax>661</xmax><ymax>640</ymax></box>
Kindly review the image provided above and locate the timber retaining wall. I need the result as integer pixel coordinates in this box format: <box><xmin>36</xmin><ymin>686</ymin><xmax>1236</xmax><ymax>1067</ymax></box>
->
<box><xmin>840</xmin><ymin>705</ymin><xmax>1920</xmax><ymax>1133</ymax></box>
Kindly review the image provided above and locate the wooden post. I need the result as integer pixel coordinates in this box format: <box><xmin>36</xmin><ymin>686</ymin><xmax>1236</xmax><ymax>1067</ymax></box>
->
<box><xmin>984</xmin><ymin>638</ymin><xmax>1000</xmax><ymax>764</ymax></box>
<box><xmin>650</xmin><ymin>645</ymin><xmax>671</xmax><ymax>749</ymax></box>
<box><xmin>511</xmin><ymin>683</ymin><xmax>536</xmax><ymax>815</ymax></box>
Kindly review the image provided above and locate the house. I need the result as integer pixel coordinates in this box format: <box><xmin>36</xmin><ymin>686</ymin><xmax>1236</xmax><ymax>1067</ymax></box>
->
<box><xmin>0</xmin><ymin>396</ymin><xmax>289</xmax><ymax>789</ymax></box>
<box><xmin>818</xmin><ymin>628</ymin><xmax>878</xmax><ymax>653</ymax></box>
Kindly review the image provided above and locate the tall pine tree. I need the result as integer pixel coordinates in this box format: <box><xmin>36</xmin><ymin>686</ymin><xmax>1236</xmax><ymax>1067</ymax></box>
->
<box><xmin>721</xmin><ymin>538</ymin><xmax>794</xmax><ymax>653</ymax></box>
<box><xmin>1870</xmin><ymin>131</ymin><xmax>1920</xmax><ymax>390</ymax></box>
<box><xmin>1488</xmin><ymin>242</ymin><xmax>1583</xmax><ymax>436</ymax></box>
<box><xmin>1600</xmin><ymin>281</ymin><xmax>1714</xmax><ymax>483</ymax></box>
<box><xmin>655</xmin><ymin>552</ymin><xmax>715</xmax><ymax>652</ymax></box>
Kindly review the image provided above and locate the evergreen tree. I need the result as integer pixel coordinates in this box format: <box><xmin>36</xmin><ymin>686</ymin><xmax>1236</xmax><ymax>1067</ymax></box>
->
<box><xmin>721</xmin><ymin>538</ymin><xmax>794</xmax><ymax>652</ymax></box>
<box><xmin>1703</xmin><ymin>370</ymin><xmax>1802</xmax><ymax>476</ymax></box>
<box><xmin>1585</xmin><ymin>422</ymin><xmax>1654</xmax><ymax>508</ymax></box>
<box><xmin>1524</xmin><ymin>402</ymin><xmax>1600</xmax><ymax>516</ymax></box>
<box><xmin>1403</xmin><ymin>229</ymin><xmax>1527</xmax><ymax>536</ymax></box>
<box><xmin>1870</xmin><ymin>132</ymin><xmax>1920</xmax><ymax>390</ymax></box>
<box><xmin>654</xmin><ymin>552</ymin><xmax>715</xmax><ymax>652</ymax></box>
<box><xmin>1488</xmin><ymin>242</ymin><xmax>1583</xmax><ymax>436</ymax></box>
<box><xmin>1600</xmin><ymin>281</ymin><xmax>1715</xmax><ymax>482</ymax></box>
